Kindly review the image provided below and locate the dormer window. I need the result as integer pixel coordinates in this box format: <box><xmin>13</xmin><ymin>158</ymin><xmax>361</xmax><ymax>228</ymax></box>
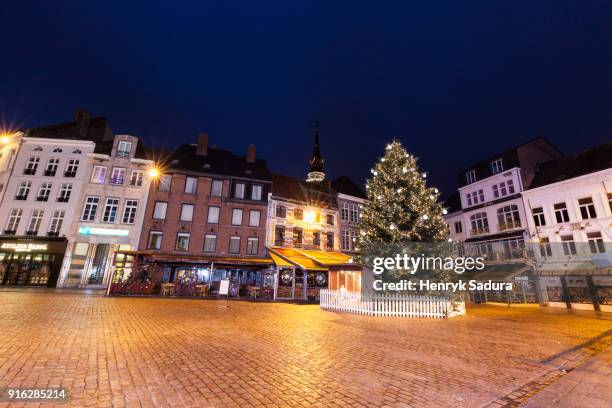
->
<box><xmin>53</xmin><ymin>147</ymin><xmax>63</xmax><ymax>153</ymax></box>
<box><xmin>465</xmin><ymin>170</ymin><xmax>476</xmax><ymax>184</ymax></box>
<box><xmin>116</xmin><ymin>141</ymin><xmax>132</xmax><ymax>158</ymax></box>
<box><xmin>72</xmin><ymin>149</ymin><xmax>82</xmax><ymax>154</ymax></box>
<box><xmin>490</xmin><ymin>158</ymin><xmax>503</xmax><ymax>174</ymax></box>
<box><xmin>32</xmin><ymin>146</ymin><xmax>43</xmax><ymax>152</ymax></box>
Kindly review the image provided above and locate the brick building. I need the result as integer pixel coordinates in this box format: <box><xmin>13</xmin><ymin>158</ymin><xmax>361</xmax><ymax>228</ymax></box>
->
<box><xmin>114</xmin><ymin>134</ymin><xmax>274</xmax><ymax>297</ymax></box>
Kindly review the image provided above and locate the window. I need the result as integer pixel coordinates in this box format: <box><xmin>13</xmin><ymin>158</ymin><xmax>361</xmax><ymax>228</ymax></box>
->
<box><xmin>229</xmin><ymin>236</ymin><xmax>241</xmax><ymax>254</ymax></box>
<box><xmin>341</xmin><ymin>203</ymin><xmax>349</xmax><ymax>221</ymax></box>
<box><xmin>211</xmin><ymin>179</ymin><xmax>223</xmax><ymax>197</ymax></box>
<box><xmin>326</xmin><ymin>232</ymin><xmax>334</xmax><ymax>249</ymax></box>
<box><xmin>293</xmin><ymin>227</ymin><xmax>303</xmax><ymax>245</ymax></box>
<box><xmin>48</xmin><ymin>210</ymin><xmax>65</xmax><ymax>235</ymax></box>
<box><xmin>52</xmin><ymin>147</ymin><xmax>63</xmax><ymax>153</ymax></box>
<box><xmin>249</xmin><ymin>210</ymin><xmax>260</xmax><ymax>227</ymax></box>
<box><xmin>91</xmin><ymin>166</ymin><xmax>107</xmax><ymax>183</ymax></box>
<box><xmin>65</xmin><ymin>159</ymin><xmax>79</xmax><ymax>177</ymax></box>
<box><xmin>276</xmin><ymin>205</ymin><xmax>286</xmax><ymax>218</ymax></box>
<box><xmin>539</xmin><ymin>237</ymin><xmax>552</xmax><ymax>257</ymax></box>
<box><xmin>500</xmin><ymin>182</ymin><xmax>507</xmax><ymax>196</ymax></box>
<box><xmin>207</xmin><ymin>206</ymin><xmax>220</xmax><ymax>224</ymax></box>
<box><xmin>274</xmin><ymin>226</ymin><xmax>285</xmax><ymax>246</ymax></box>
<box><xmin>16</xmin><ymin>181</ymin><xmax>31</xmax><ymax>200</ymax></box>
<box><xmin>507</xmin><ymin>180</ymin><xmax>515</xmax><ymax>194</ymax></box>
<box><xmin>185</xmin><ymin>177</ymin><xmax>198</xmax><ymax>194</ymax></box>
<box><xmin>315</xmin><ymin>212</ymin><xmax>321</xmax><ymax>223</ymax></box>
<box><xmin>313</xmin><ymin>231</ymin><xmax>321</xmax><ymax>246</ymax></box>
<box><xmin>251</xmin><ymin>185</ymin><xmax>262</xmax><ymax>200</ymax></box>
<box><xmin>116</xmin><ymin>141</ymin><xmax>132</xmax><ymax>158</ymax></box>
<box><xmin>27</xmin><ymin>209</ymin><xmax>44</xmax><ymax>234</ymax></box>
<box><xmin>532</xmin><ymin>207</ymin><xmax>546</xmax><ymax>227</ymax></box>
<box><xmin>72</xmin><ymin>149</ymin><xmax>81</xmax><ymax>154</ymax></box>
<box><xmin>175</xmin><ymin>233</ymin><xmax>190</xmax><ymax>251</ymax></box>
<box><xmin>102</xmin><ymin>198</ymin><xmax>120</xmax><ymax>223</ymax></box>
<box><xmin>158</xmin><ymin>175</ymin><xmax>172</xmax><ymax>191</ymax></box>
<box><xmin>37</xmin><ymin>183</ymin><xmax>52</xmax><ymax>201</ymax></box>
<box><xmin>110</xmin><ymin>168</ymin><xmax>126</xmax><ymax>185</ymax></box>
<box><xmin>561</xmin><ymin>235</ymin><xmax>577</xmax><ymax>256</ymax></box>
<box><xmin>466</xmin><ymin>193</ymin><xmax>472</xmax><ymax>206</ymax></box>
<box><xmin>247</xmin><ymin>237</ymin><xmax>258</xmax><ymax>255</ymax></box>
<box><xmin>554</xmin><ymin>202</ymin><xmax>570</xmax><ymax>223</ymax></box>
<box><xmin>24</xmin><ymin>157</ymin><xmax>40</xmax><ymax>175</ymax></box>
<box><xmin>5</xmin><ymin>209</ymin><xmax>23</xmax><ymax>233</ymax></box>
<box><xmin>122</xmin><ymin>200</ymin><xmax>138</xmax><ymax>224</ymax></box>
<box><xmin>129</xmin><ymin>170</ymin><xmax>144</xmax><ymax>187</ymax></box>
<box><xmin>234</xmin><ymin>182</ymin><xmax>245</xmax><ymax>199</ymax></box>
<box><xmin>327</xmin><ymin>214</ymin><xmax>334</xmax><ymax>226</ymax></box>
<box><xmin>492</xmin><ymin>185</ymin><xmax>499</xmax><ymax>199</ymax></box>
<box><xmin>470</xmin><ymin>212</ymin><xmax>489</xmax><ymax>235</ymax></box>
<box><xmin>58</xmin><ymin>183</ymin><xmax>72</xmax><ymax>202</ymax></box>
<box><xmin>203</xmin><ymin>235</ymin><xmax>217</xmax><ymax>253</ymax></box>
<box><xmin>342</xmin><ymin>230</ymin><xmax>350</xmax><ymax>251</ymax></box>
<box><xmin>350</xmin><ymin>205</ymin><xmax>359</xmax><ymax>222</ymax></box>
<box><xmin>232</xmin><ymin>208</ymin><xmax>243</xmax><ymax>225</ymax></box>
<box><xmin>497</xmin><ymin>205</ymin><xmax>521</xmax><ymax>230</ymax></box>
<box><xmin>587</xmin><ymin>232</ymin><xmax>605</xmax><ymax>254</ymax></box>
<box><xmin>465</xmin><ymin>170</ymin><xmax>476</xmax><ymax>184</ymax></box>
<box><xmin>490</xmin><ymin>159</ymin><xmax>503</xmax><ymax>174</ymax></box>
<box><xmin>81</xmin><ymin>196</ymin><xmax>100</xmax><ymax>221</ymax></box>
<box><xmin>45</xmin><ymin>158</ymin><xmax>59</xmax><ymax>176</ymax></box>
<box><xmin>153</xmin><ymin>201</ymin><xmax>167</xmax><ymax>220</ymax></box>
<box><xmin>180</xmin><ymin>204</ymin><xmax>194</xmax><ymax>222</ymax></box>
<box><xmin>147</xmin><ymin>231</ymin><xmax>163</xmax><ymax>250</ymax></box>
<box><xmin>294</xmin><ymin>208</ymin><xmax>303</xmax><ymax>220</ymax></box>
<box><xmin>578</xmin><ymin>197</ymin><xmax>597</xmax><ymax>219</ymax></box>
<box><xmin>454</xmin><ymin>221</ymin><xmax>462</xmax><ymax>234</ymax></box>
<box><xmin>32</xmin><ymin>146</ymin><xmax>43</xmax><ymax>152</ymax></box>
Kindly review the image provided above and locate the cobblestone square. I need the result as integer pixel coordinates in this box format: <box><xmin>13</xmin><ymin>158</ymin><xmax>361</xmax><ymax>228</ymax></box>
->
<box><xmin>0</xmin><ymin>292</ymin><xmax>610</xmax><ymax>407</ymax></box>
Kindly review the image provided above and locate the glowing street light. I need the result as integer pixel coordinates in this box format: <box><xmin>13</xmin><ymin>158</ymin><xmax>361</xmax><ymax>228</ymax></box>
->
<box><xmin>147</xmin><ymin>166</ymin><xmax>161</xmax><ymax>179</ymax></box>
<box><xmin>304</xmin><ymin>209</ymin><xmax>316</xmax><ymax>223</ymax></box>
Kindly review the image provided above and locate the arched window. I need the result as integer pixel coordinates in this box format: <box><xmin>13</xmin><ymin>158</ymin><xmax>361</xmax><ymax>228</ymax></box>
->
<box><xmin>470</xmin><ymin>212</ymin><xmax>489</xmax><ymax>235</ymax></box>
<box><xmin>497</xmin><ymin>205</ymin><xmax>521</xmax><ymax>230</ymax></box>
<box><xmin>32</xmin><ymin>146</ymin><xmax>43</xmax><ymax>151</ymax></box>
<box><xmin>72</xmin><ymin>149</ymin><xmax>82</xmax><ymax>154</ymax></box>
<box><xmin>52</xmin><ymin>147</ymin><xmax>63</xmax><ymax>153</ymax></box>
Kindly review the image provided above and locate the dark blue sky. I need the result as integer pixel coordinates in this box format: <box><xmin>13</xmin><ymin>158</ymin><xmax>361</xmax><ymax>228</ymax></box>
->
<box><xmin>2</xmin><ymin>1</ymin><xmax>612</xmax><ymax>196</ymax></box>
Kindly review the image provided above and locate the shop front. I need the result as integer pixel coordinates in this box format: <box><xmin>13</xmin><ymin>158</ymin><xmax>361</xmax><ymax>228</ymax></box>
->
<box><xmin>109</xmin><ymin>252</ymin><xmax>274</xmax><ymax>298</ymax></box>
<box><xmin>593</xmin><ymin>275</ymin><xmax>612</xmax><ymax>312</ymax></box>
<box><xmin>0</xmin><ymin>237</ymin><xmax>68</xmax><ymax>287</ymax></box>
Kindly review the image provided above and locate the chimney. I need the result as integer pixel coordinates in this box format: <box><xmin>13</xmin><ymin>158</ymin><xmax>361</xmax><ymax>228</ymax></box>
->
<box><xmin>246</xmin><ymin>144</ymin><xmax>256</xmax><ymax>163</ymax></box>
<box><xmin>74</xmin><ymin>109</ymin><xmax>91</xmax><ymax>138</ymax></box>
<box><xmin>196</xmin><ymin>133</ymin><xmax>209</xmax><ymax>156</ymax></box>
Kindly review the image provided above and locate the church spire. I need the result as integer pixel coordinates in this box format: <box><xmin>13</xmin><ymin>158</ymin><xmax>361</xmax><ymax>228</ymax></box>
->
<box><xmin>307</xmin><ymin>123</ymin><xmax>325</xmax><ymax>183</ymax></box>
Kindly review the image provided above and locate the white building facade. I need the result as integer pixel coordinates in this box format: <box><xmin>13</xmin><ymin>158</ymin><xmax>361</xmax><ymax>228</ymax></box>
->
<box><xmin>60</xmin><ymin>135</ymin><xmax>154</xmax><ymax>288</ymax></box>
<box><xmin>521</xmin><ymin>143</ymin><xmax>612</xmax><ymax>312</ymax></box>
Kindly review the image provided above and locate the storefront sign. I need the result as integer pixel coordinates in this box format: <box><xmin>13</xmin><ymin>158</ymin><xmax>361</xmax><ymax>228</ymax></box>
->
<box><xmin>565</xmin><ymin>276</ymin><xmax>587</xmax><ymax>288</ymax></box>
<box><xmin>592</xmin><ymin>276</ymin><xmax>612</xmax><ymax>287</ymax></box>
<box><xmin>1</xmin><ymin>243</ymin><xmax>48</xmax><ymax>252</ymax></box>
<box><xmin>79</xmin><ymin>227</ymin><xmax>129</xmax><ymax>237</ymax></box>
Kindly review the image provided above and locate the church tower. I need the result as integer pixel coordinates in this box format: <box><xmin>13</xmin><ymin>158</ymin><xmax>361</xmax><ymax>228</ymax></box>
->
<box><xmin>306</xmin><ymin>124</ymin><xmax>325</xmax><ymax>183</ymax></box>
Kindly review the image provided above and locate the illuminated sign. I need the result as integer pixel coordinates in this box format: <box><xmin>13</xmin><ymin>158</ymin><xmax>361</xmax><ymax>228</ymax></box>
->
<box><xmin>1</xmin><ymin>243</ymin><xmax>48</xmax><ymax>252</ymax></box>
<box><xmin>79</xmin><ymin>227</ymin><xmax>130</xmax><ymax>237</ymax></box>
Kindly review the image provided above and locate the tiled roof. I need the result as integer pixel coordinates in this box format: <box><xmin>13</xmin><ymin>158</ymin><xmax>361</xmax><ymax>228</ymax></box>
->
<box><xmin>165</xmin><ymin>144</ymin><xmax>272</xmax><ymax>180</ymax></box>
<box><xmin>529</xmin><ymin>142</ymin><xmax>612</xmax><ymax>189</ymax></box>
<box><xmin>271</xmin><ymin>174</ymin><xmax>338</xmax><ymax>208</ymax></box>
<box><xmin>443</xmin><ymin>192</ymin><xmax>462</xmax><ymax>213</ymax></box>
<box><xmin>26</xmin><ymin>116</ymin><xmax>113</xmax><ymax>142</ymax></box>
<box><xmin>331</xmin><ymin>176</ymin><xmax>366</xmax><ymax>199</ymax></box>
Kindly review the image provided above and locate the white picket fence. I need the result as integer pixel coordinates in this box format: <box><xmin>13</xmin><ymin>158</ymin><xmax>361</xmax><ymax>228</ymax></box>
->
<box><xmin>320</xmin><ymin>289</ymin><xmax>465</xmax><ymax>318</ymax></box>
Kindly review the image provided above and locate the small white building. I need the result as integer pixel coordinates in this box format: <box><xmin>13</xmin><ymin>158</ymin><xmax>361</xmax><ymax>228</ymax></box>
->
<box><xmin>521</xmin><ymin>142</ymin><xmax>612</xmax><ymax>312</ymax></box>
<box><xmin>60</xmin><ymin>135</ymin><xmax>154</xmax><ymax>288</ymax></box>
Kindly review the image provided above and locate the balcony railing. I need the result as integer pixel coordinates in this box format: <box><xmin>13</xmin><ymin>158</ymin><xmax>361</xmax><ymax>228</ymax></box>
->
<box><xmin>23</xmin><ymin>168</ymin><xmax>37</xmax><ymax>175</ymax></box>
<box><xmin>64</xmin><ymin>171</ymin><xmax>77</xmax><ymax>178</ymax></box>
<box><xmin>44</xmin><ymin>169</ymin><xmax>57</xmax><ymax>177</ymax></box>
<box><xmin>498</xmin><ymin>221</ymin><xmax>521</xmax><ymax>231</ymax></box>
<box><xmin>115</xmin><ymin>151</ymin><xmax>130</xmax><ymax>158</ymax></box>
<box><xmin>15</xmin><ymin>195</ymin><xmax>28</xmax><ymax>201</ymax></box>
<box><xmin>36</xmin><ymin>195</ymin><xmax>49</xmax><ymax>202</ymax></box>
<box><xmin>57</xmin><ymin>196</ymin><xmax>70</xmax><ymax>202</ymax></box>
<box><xmin>25</xmin><ymin>230</ymin><xmax>38</xmax><ymax>236</ymax></box>
<box><xmin>47</xmin><ymin>231</ymin><xmax>60</xmax><ymax>237</ymax></box>
<box><xmin>470</xmin><ymin>227</ymin><xmax>489</xmax><ymax>236</ymax></box>
<box><xmin>110</xmin><ymin>178</ymin><xmax>125</xmax><ymax>185</ymax></box>
<box><xmin>3</xmin><ymin>230</ymin><xmax>16</xmax><ymax>235</ymax></box>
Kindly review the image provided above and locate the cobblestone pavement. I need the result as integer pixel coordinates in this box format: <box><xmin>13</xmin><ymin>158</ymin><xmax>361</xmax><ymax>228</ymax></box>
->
<box><xmin>0</xmin><ymin>293</ymin><xmax>610</xmax><ymax>408</ymax></box>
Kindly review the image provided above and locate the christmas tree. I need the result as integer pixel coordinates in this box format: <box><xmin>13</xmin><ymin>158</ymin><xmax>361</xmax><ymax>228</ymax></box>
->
<box><xmin>358</xmin><ymin>140</ymin><xmax>449</xmax><ymax>246</ymax></box>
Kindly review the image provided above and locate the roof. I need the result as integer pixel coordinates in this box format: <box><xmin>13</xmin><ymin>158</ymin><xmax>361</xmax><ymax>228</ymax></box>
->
<box><xmin>443</xmin><ymin>192</ymin><xmax>462</xmax><ymax>213</ymax></box>
<box><xmin>164</xmin><ymin>144</ymin><xmax>272</xmax><ymax>180</ymax></box>
<box><xmin>26</xmin><ymin>115</ymin><xmax>113</xmax><ymax>142</ymax></box>
<box><xmin>529</xmin><ymin>142</ymin><xmax>612</xmax><ymax>189</ymax></box>
<box><xmin>331</xmin><ymin>176</ymin><xmax>366</xmax><ymax>199</ymax></box>
<box><xmin>271</xmin><ymin>173</ymin><xmax>337</xmax><ymax>208</ymax></box>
